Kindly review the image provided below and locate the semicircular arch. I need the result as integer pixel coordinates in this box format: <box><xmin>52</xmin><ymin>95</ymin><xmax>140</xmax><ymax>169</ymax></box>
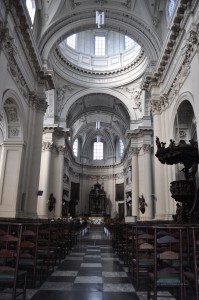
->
<box><xmin>169</xmin><ymin>91</ymin><xmax>195</xmax><ymax>140</ymax></box>
<box><xmin>1</xmin><ymin>89</ymin><xmax>26</xmax><ymax>142</ymax></box>
<box><xmin>40</xmin><ymin>10</ymin><xmax>161</xmax><ymax>63</ymax></box>
<box><xmin>59</xmin><ymin>88</ymin><xmax>135</xmax><ymax>127</ymax></box>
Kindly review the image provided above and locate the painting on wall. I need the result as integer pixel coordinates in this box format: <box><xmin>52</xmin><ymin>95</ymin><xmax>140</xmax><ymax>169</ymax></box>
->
<box><xmin>115</xmin><ymin>183</ymin><xmax>124</xmax><ymax>201</ymax></box>
<box><xmin>69</xmin><ymin>182</ymin><xmax>80</xmax><ymax>217</ymax></box>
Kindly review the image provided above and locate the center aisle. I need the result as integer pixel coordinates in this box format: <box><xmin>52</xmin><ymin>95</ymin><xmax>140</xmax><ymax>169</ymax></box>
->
<box><xmin>30</xmin><ymin>226</ymin><xmax>140</xmax><ymax>300</ymax></box>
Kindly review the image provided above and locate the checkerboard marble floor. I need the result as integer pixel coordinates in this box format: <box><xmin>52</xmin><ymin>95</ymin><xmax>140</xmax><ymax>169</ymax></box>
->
<box><xmin>28</xmin><ymin>227</ymin><xmax>177</xmax><ymax>300</ymax></box>
<box><xmin>28</xmin><ymin>227</ymin><xmax>139</xmax><ymax>300</ymax></box>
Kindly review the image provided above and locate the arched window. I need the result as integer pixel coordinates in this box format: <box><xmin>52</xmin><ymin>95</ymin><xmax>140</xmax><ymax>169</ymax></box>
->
<box><xmin>93</xmin><ymin>136</ymin><xmax>103</xmax><ymax>160</ymax></box>
<box><xmin>119</xmin><ymin>139</ymin><xmax>124</xmax><ymax>157</ymax></box>
<box><xmin>73</xmin><ymin>138</ymin><xmax>78</xmax><ymax>157</ymax></box>
<box><xmin>26</xmin><ymin>0</ymin><xmax>36</xmax><ymax>23</ymax></box>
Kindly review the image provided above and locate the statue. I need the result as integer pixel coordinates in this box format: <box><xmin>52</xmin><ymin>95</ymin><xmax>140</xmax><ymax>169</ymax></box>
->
<box><xmin>139</xmin><ymin>194</ymin><xmax>147</xmax><ymax>214</ymax></box>
<box><xmin>156</xmin><ymin>136</ymin><xmax>161</xmax><ymax>150</ymax></box>
<box><xmin>176</xmin><ymin>203</ymin><xmax>182</xmax><ymax>222</ymax></box>
<box><xmin>48</xmin><ymin>193</ymin><xmax>56</xmax><ymax>212</ymax></box>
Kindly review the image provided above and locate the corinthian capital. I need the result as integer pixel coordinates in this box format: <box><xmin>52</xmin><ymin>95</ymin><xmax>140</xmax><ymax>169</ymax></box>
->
<box><xmin>142</xmin><ymin>144</ymin><xmax>151</xmax><ymax>153</ymax></box>
<box><xmin>130</xmin><ymin>147</ymin><xmax>140</xmax><ymax>155</ymax></box>
<box><xmin>150</xmin><ymin>93</ymin><xmax>169</xmax><ymax>114</ymax></box>
<box><xmin>29</xmin><ymin>92</ymin><xmax>48</xmax><ymax>113</ymax></box>
<box><xmin>150</xmin><ymin>99</ymin><xmax>162</xmax><ymax>114</ymax></box>
<box><xmin>57</xmin><ymin>145</ymin><xmax>65</xmax><ymax>154</ymax></box>
<box><xmin>42</xmin><ymin>141</ymin><xmax>55</xmax><ymax>151</ymax></box>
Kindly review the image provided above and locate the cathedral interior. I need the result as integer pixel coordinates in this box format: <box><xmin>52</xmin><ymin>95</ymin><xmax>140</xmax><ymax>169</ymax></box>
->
<box><xmin>0</xmin><ymin>0</ymin><xmax>199</xmax><ymax>299</ymax></box>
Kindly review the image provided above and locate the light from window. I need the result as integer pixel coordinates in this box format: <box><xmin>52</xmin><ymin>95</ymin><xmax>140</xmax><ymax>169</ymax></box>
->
<box><xmin>96</xmin><ymin>121</ymin><xmax>101</xmax><ymax>129</ymax></box>
<box><xmin>95</xmin><ymin>36</ymin><xmax>105</xmax><ymax>56</ymax></box>
<box><xmin>73</xmin><ymin>138</ymin><xmax>78</xmax><ymax>157</ymax></box>
<box><xmin>94</xmin><ymin>137</ymin><xmax>103</xmax><ymax>160</ymax></box>
<box><xmin>67</xmin><ymin>34</ymin><xmax>76</xmax><ymax>49</ymax></box>
<box><xmin>125</xmin><ymin>36</ymin><xmax>135</xmax><ymax>50</ymax></box>
<box><xmin>26</xmin><ymin>0</ymin><xmax>36</xmax><ymax>23</ymax></box>
<box><xmin>168</xmin><ymin>0</ymin><xmax>176</xmax><ymax>18</ymax></box>
<box><xmin>119</xmin><ymin>139</ymin><xmax>124</xmax><ymax>157</ymax></box>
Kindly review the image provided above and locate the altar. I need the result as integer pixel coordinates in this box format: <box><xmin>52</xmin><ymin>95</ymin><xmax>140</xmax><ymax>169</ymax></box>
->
<box><xmin>89</xmin><ymin>182</ymin><xmax>106</xmax><ymax>216</ymax></box>
<box><xmin>88</xmin><ymin>216</ymin><xmax>104</xmax><ymax>224</ymax></box>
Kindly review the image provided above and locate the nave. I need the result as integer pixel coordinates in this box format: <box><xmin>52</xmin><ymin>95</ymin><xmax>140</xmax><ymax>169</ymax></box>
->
<box><xmin>29</xmin><ymin>226</ymin><xmax>139</xmax><ymax>300</ymax></box>
<box><xmin>27</xmin><ymin>226</ymin><xmax>176</xmax><ymax>300</ymax></box>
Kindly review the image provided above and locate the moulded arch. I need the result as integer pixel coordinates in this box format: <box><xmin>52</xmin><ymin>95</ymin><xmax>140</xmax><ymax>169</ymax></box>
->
<box><xmin>82</xmin><ymin>127</ymin><xmax>115</xmax><ymax>162</ymax></box>
<box><xmin>2</xmin><ymin>89</ymin><xmax>26</xmax><ymax>142</ymax></box>
<box><xmin>169</xmin><ymin>92</ymin><xmax>195</xmax><ymax>140</ymax></box>
<box><xmin>39</xmin><ymin>9</ymin><xmax>161</xmax><ymax>63</ymax></box>
<box><xmin>59</xmin><ymin>88</ymin><xmax>135</xmax><ymax>127</ymax></box>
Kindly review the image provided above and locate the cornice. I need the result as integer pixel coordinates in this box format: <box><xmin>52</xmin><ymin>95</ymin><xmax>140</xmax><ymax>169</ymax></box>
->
<box><xmin>0</xmin><ymin>21</ymin><xmax>48</xmax><ymax>113</ymax></box>
<box><xmin>39</xmin><ymin>9</ymin><xmax>161</xmax><ymax>61</ymax></box>
<box><xmin>3</xmin><ymin>0</ymin><xmax>54</xmax><ymax>90</ymax></box>
<box><xmin>52</xmin><ymin>48</ymin><xmax>147</xmax><ymax>87</ymax></box>
<box><xmin>142</xmin><ymin>0</ymin><xmax>195</xmax><ymax>91</ymax></box>
<box><xmin>43</xmin><ymin>126</ymin><xmax>69</xmax><ymax>136</ymax></box>
<box><xmin>55</xmin><ymin>47</ymin><xmax>145</xmax><ymax>77</ymax></box>
<box><xmin>126</xmin><ymin>128</ymin><xmax>153</xmax><ymax>139</ymax></box>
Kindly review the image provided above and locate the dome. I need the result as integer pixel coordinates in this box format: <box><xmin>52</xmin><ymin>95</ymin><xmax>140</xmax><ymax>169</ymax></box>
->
<box><xmin>57</xmin><ymin>30</ymin><xmax>142</xmax><ymax>72</ymax></box>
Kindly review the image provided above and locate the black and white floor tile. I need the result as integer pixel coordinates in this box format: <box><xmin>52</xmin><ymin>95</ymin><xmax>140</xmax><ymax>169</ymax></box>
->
<box><xmin>3</xmin><ymin>227</ymin><xmax>177</xmax><ymax>300</ymax></box>
<box><xmin>28</xmin><ymin>228</ymin><xmax>139</xmax><ymax>300</ymax></box>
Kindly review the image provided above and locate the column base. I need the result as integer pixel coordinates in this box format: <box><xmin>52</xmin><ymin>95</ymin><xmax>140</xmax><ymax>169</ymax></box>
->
<box><xmin>154</xmin><ymin>213</ymin><xmax>173</xmax><ymax>221</ymax></box>
<box><xmin>125</xmin><ymin>216</ymin><xmax>137</xmax><ymax>223</ymax></box>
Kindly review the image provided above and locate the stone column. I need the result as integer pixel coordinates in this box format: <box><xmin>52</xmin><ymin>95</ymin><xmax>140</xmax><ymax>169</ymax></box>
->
<box><xmin>37</xmin><ymin>127</ymin><xmax>67</xmax><ymax>218</ymax></box>
<box><xmin>143</xmin><ymin>144</ymin><xmax>153</xmax><ymax>220</ymax></box>
<box><xmin>131</xmin><ymin>148</ymin><xmax>139</xmax><ymax>217</ymax></box>
<box><xmin>52</xmin><ymin>144</ymin><xmax>65</xmax><ymax>219</ymax></box>
<box><xmin>24</xmin><ymin>92</ymin><xmax>48</xmax><ymax>217</ymax></box>
<box><xmin>151</xmin><ymin>100</ymin><xmax>167</xmax><ymax>220</ymax></box>
<box><xmin>37</xmin><ymin>141</ymin><xmax>54</xmax><ymax>218</ymax></box>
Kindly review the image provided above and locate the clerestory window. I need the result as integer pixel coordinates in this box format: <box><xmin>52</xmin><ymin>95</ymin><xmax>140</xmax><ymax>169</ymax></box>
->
<box><xmin>95</xmin><ymin>36</ymin><xmax>106</xmax><ymax>56</ymax></box>
<box><xmin>125</xmin><ymin>36</ymin><xmax>135</xmax><ymax>50</ymax></box>
<box><xmin>119</xmin><ymin>139</ymin><xmax>124</xmax><ymax>157</ymax></box>
<box><xmin>73</xmin><ymin>138</ymin><xmax>78</xmax><ymax>157</ymax></box>
<box><xmin>67</xmin><ymin>34</ymin><xmax>76</xmax><ymax>49</ymax></box>
<box><xmin>168</xmin><ymin>0</ymin><xmax>176</xmax><ymax>18</ymax></box>
<box><xmin>93</xmin><ymin>136</ymin><xmax>103</xmax><ymax>160</ymax></box>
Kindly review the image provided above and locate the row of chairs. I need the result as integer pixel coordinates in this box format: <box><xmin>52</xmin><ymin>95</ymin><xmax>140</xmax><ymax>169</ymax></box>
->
<box><xmin>105</xmin><ymin>222</ymin><xmax>199</xmax><ymax>300</ymax></box>
<box><xmin>0</xmin><ymin>219</ymin><xmax>86</xmax><ymax>300</ymax></box>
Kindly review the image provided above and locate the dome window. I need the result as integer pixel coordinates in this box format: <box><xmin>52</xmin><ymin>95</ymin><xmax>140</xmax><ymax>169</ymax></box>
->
<box><xmin>67</xmin><ymin>34</ymin><xmax>76</xmax><ymax>49</ymax></box>
<box><xmin>95</xmin><ymin>36</ymin><xmax>106</xmax><ymax>56</ymax></box>
<box><xmin>26</xmin><ymin>0</ymin><xmax>36</xmax><ymax>23</ymax></box>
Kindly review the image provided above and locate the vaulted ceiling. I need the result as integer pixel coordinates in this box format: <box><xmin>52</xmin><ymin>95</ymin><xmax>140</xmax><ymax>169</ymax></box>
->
<box><xmin>37</xmin><ymin>0</ymin><xmax>167</xmax><ymax>163</ymax></box>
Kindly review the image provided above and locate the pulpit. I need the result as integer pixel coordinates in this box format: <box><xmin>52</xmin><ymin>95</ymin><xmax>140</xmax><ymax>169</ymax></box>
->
<box><xmin>89</xmin><ymin>182</ymin><xmax>106</xmax><ymax>216</ymax></box>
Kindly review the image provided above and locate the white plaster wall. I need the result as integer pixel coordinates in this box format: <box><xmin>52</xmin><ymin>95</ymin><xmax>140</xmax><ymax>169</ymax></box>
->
<box><xmin>0</xmin><ymin>146</ymin><xmax>23</xmax><ymax>217</ymax></box>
